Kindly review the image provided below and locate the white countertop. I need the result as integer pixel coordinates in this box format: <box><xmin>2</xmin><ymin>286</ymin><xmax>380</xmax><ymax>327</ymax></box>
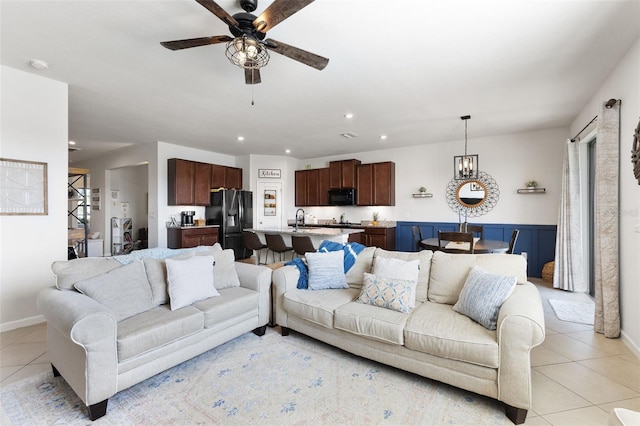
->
<box><xmin>248</xmin><ymin>227</ymin><xmax>364</xmax><ymax>237</ymax></box>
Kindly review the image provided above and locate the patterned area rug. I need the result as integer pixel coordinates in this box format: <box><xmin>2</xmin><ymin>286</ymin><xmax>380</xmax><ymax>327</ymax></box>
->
<box><xmin>1</xmin><ymin>328</ymin><xmax>514</xmax><ymax>425</ymax></box>
<box><xmin>548</xmin><ymin>298</ymin><xmax>595</xmax><ymax>325</ymax></box>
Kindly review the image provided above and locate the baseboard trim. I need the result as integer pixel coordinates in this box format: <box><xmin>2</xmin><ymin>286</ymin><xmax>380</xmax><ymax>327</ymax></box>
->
<box><xmin>0</xmin><ymin>314</ymin><xmax>45</xmax><ymax>333</ymax></box>
<box><xmin>621</xmin><ymin>330</ymin><xmax>640</xmax><ymax>359</ymax></box>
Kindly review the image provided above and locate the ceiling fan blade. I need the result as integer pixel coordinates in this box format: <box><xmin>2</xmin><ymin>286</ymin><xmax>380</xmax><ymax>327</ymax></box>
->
<box><xmin>245</xmin><ymin>68</ymin><xmax>262</xmax><ymax>85</ymax></box>
<box><xmin>264</xmin><ymin>38</ymin><xmax>329</xmax><ymax>70</ymax></box>
<box><xmin>195</xmin><ymin>0</ymin><xmax>239</xmax><ymax>28</ymax></box>
<box><xmin>253</xmin><ymin>0</ymin><xmax>314</xmax><ymax>33</ymax></box>
<box><xmin>160</xmin><ymin>35</ymin><xmax>232</xmax><ymax>50</ymax></box>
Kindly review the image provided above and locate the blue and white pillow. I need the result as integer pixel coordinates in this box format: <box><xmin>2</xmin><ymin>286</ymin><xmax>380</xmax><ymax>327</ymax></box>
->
<box><xmin>452</xmin><ymin>265</ymin><xmax>516</xmax><ymax>330</ymax></box>
<box><xmin>306</xmin><ymin>251</ymin><xmax>348</xmax><ymax>290</ymax></box>
<box><xmin>356</xmin><ymin>272</ymin><xmax>413</xmax><ymax>313</ymax></box>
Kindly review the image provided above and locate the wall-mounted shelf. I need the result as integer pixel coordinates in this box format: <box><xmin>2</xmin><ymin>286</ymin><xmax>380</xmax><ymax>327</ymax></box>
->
<box><xmin>517</xmin><ymin>188</ymin><xmax>546</xmax><ymax>194</ymax></box>
<box><xmin>412</xmin><ymin>193</ymin><xmax>433</xmax><ymax>198</ymax></box>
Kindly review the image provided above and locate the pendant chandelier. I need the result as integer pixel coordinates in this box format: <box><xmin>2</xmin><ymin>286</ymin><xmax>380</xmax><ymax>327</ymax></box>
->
<box><xmin>454</xmin><ymin>115</ymin><xmax>479</xmax><ymax>180</ymax></box>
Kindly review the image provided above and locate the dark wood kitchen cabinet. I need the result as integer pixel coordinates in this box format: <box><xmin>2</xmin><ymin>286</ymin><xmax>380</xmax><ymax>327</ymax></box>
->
<box><xmin>295</xmin><ymin>170</ymin><xmax>308</xmax><ymax>206</ymax></box>
<box><xmin>167</xmin><ymin>226</ymin><xmax>219</xmax><ymax>249</ymax></box>
<box><xmin>349</xmin><ymin>227</ymin><xmax>396</xmax><ymax>250</ymax></box>
<box><xmin>211</xmin><ymin>165</ymin><xmax>243</xmax><ymax>190</ymax></box>
<box><xmin>356</xmin><ymin>161</ymin><xmax>395</xmax><ymax>206</ymax></box>
<box><xmin>194</xmin><ymin>162</ymin><xmax>212</xmax><ymax>206</ymax></box>
<box><xmin>295</xmin><ymin>168</ymin><xmax>331</xmax><ymax>207</ymax></box>
<box><xmin>329</xmin><ymin>159</ymin><xmax>361</xmax><ymax>189</ymax></box>
<box><xmin>168</xmin><ymin>158</ymin><xmax>195</xmax><ymax>206</ymax></box>
<box><xmin>317</xmin><ymin>167</ymin><xmax>330</xmax><ymax>206</ymax></box>
<box><xmin>226</xmin><ymin>167</ymin><xmax>242</xmax><ymax>189</ymax></box>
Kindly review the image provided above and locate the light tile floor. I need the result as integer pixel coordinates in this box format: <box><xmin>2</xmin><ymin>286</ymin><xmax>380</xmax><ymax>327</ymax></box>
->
<box><xmin>0</xmin><ymin>278</ymin><xmax>638</xmax><ymax>425</ymax></box>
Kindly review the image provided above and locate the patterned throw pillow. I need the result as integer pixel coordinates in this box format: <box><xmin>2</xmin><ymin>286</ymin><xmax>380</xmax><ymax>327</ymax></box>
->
<box><xmin>452</xmin><ymin>265</ymin><xmax>517</xmax><ymax>330</ymax></box>
<box><xmin>306</xmin><ymin>251</ymin><xmax>348</xmax><ymax>290</ymax></box>
<box><xmin>372</xmin><ymin>256</ymin><xmax>419</xmax><ymax>308</ymax></box>
<box><xmin>356</xmin><ymin>272</ymin><xmax>413</xmax><ymax>313</ymax></box>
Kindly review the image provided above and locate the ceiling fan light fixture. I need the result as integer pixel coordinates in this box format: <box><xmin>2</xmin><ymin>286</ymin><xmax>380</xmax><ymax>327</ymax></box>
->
<box><xmin>225</xmin><ymin>35</ymin><xmax>269</xmax><ymax>69</ymax></box>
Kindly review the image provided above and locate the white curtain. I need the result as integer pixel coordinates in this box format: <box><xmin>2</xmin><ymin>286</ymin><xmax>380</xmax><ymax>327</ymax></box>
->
<box><xmin>594</xmin><ymin>101</ymin><xmax>620</xmax><ymax>338</ymax></box>
<box><xmin>553</xmin><ymin>140</ymin><xmax>585</xmax><ymax>292</ymax></box>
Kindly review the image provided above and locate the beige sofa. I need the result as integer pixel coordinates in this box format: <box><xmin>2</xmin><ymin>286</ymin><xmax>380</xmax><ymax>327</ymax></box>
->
<box><xmin>36</xmin><ymin>245</ymin><xmax>271</xmax><ymax>420</ymax></box>
<box><xmin>272</xmin><ymin>248</ymin><xmax>545</xmax><ymax>424</ymax></box>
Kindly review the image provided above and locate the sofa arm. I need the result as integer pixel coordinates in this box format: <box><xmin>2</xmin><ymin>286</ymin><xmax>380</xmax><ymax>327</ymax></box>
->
<box><xmin>235</xmin><ymin>262</ymin><xmax>272</xmax><ymax>326</ymax></box>
<box><xmin>36</xmin><ymin>287</ymin><xmax>118</xmax><ymax>406</ymax></box>
<box><xmin>496</xmin><ymin>282</ymin><xmax>545</xmax><ymax>410</ymax></box>
<box><xmin>271</xmin><ymin>265</ymin><xmax>300</xmax><ymax>328</ymax></box>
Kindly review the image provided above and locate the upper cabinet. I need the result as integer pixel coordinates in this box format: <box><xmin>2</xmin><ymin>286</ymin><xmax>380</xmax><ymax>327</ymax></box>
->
<box><xmin>169</xmin><ymin>158</ymin><xmax>242</xmax><ymax>206</ymax></box>
<box><xmin>329</xmin><ymin>159</ymin><xmax>361</xmax><ymax>189</ymax></box>
<box><xmin>211</xmin><ymin>165</ymin><xmax>243</xmax><ymax>190</ymax></box>
<box><xmin>295</xmin><ymin>167</ymin><xmax>330</xmax><ymax>207</ymax></box>
<box><xmin>357</xmin><ymin>161</ymin><xmax>395</xmax><ymax>206</ymax></box>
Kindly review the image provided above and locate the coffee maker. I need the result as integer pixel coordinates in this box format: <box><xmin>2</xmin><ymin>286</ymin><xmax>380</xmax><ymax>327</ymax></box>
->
<box><xmin>180</xmin><ymin>211</ymin><xmax>195</xmax><ymax>227</ymax></box>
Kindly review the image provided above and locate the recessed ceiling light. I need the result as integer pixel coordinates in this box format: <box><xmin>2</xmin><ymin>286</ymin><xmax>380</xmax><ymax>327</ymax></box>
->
<box><xmin>237</xmin><ymin>136</ymin><xmax>245</xmax><ymax>142</ymax></box>
<box><xmin>379</xmin><ymin>135</ymin><xmax>388</xmax><ymax>140</ymax></box>
<box><xmin>344</xmin><ymin>113</ymin><xmax>354</xmax><ymax>119</ymax></box>
<box><xmin>29</xmin><ymin>59</ymin><xmax>49</xmax><ymax>70</ymax></box>
<box><xmin>285</xmin><ymin>149</ymin><xmax>291</xmax><ymax>154</ymax></box>
<box><xmin>68</xmin><ymin>140</ymin><xmax>76</xmax><ymax>145</ymax></box>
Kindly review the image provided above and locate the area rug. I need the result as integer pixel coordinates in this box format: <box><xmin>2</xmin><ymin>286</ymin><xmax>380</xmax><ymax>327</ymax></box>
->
<box><xmin>1</xmin><ymin>328</ymin><xmax>515</xmax><ymax>425</ymax></box>
<box><xmin>548</xmin><ymin>298</ymin><xmax>595</xmax><ymax>325</ymax></box>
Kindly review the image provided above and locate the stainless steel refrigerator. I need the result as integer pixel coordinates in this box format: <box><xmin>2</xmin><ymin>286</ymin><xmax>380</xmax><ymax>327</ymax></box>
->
<box><xmin>205</xmin><ymin>189</ymin><xmax>253</xmax><ymax>259</ymax></box>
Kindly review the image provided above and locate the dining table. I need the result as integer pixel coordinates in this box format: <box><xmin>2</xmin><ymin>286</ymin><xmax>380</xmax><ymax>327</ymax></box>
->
<box><xmin>420</xmin><ymin>238</ymin><xmax>510</xmax><ymax>254</ymax></box>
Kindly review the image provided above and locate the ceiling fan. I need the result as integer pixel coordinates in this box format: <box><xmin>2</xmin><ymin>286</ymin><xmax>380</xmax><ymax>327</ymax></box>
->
<box><xmin>161</xmin><ymin>0</ymin><xmax>329</xmax><ymax>84</ymax></box>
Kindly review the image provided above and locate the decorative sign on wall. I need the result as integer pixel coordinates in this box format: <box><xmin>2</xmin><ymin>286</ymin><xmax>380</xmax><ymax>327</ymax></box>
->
<box><xmin>258</xmin><ymin>169</ymin><xmax>281</xmax><ymax>179</ymax></box>
<box><xmin>0</xmin><ymin>158</ymin><xmax>48</xmax><ymax>215</ymax></box>
<box><xmin>264</xmin><ymin>189</ymin><xmax>277</xmax><ymax>216</ymax></box>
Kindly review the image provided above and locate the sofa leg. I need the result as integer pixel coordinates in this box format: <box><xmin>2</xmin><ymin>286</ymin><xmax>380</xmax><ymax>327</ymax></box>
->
<box><xmin>51</xmin><ymin>364</ymin><xmax>61</xmax><ymax>377</ymax></box>
<box><xmin>252</xmin><ymin>325</ymin><xmax>267</xmax><ymax>336</ymax></box>
<box><xmin>281</xmin><ymin>326</ymin><xmax>290</xmax><ymax>336</ymax></box>
<box><xmin>505</xmin><ymin>404</ymin><xmax>527</xmax><ymax>425</ymax></box>
<box><xmin>87</xmin><ymin>399</ymin><xmax>108</xmax><ymax>421</ymax></box>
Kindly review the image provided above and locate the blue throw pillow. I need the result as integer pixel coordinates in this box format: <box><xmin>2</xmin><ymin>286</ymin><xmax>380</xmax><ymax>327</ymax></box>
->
<box><xmin>317</xmin><ymin>240</ymin><xmax>366</xmax><ymax>272</ymax></box>
<box><xmin>452</xmin><ymin>265</ymin><xmax>516</xmax><ymax>330</ymax></box>
<box><xmin>306</xmin><ymin>251</ymin><xmax>348</xmax><ymax>290</ymax></box>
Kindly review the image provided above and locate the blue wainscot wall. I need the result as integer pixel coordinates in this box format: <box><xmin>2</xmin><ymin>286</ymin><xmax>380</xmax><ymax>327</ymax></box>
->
<box><xmin>395</xmin><ymin>221</ymin><xmax>557</xmax><ymax>278</ymax></box>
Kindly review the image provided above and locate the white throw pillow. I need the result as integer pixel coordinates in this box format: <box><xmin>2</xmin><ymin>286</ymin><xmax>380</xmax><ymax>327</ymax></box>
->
<box><xmin>357</xmin><ymin>272</ymin><xmax>413</xmax><ymax>313</ymax></box>
<box><xmin>143</xmin><ymin>251</ymin><xmax>195</xmax><ymax>305</ymax></box>
<box><xmin>74</xmin><ymin>260</ymin><xmax>155</xmax><ymax>321</ymax></box>
<box><xmin>306</xmin><ymin>251</ymin><xmax>348</xmax><ymax>290</ymax></box>
<box><xmin>166</xmin><ymin>256</ymin><xmax>220</xmax><ymax>311</ymax></box>
<box><xmin>452</xmin><ymin>265</ymin><xmax>516</xmax><ymax>330</ymax></box>
<box><xmin>195</xmin><ymin>245</ymin><xmax>240</xmax><ymax>289</ymax></box>
<box><xmin>373</xmin><ymin>256</ymin><xmax>419</xmax><ymax>308</ymax></box>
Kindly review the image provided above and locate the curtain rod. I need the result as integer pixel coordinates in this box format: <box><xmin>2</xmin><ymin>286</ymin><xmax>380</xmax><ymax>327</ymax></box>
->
<box><xmin>570</xmin><ymin>98</ymin><xmax>619</xmax><ymax>142</ymax></box>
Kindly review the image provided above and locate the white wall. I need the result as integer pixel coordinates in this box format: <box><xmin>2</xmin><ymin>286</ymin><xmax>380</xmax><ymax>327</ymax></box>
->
<box><xmin>110</xmin><ymin>164</ymin><xmax>148</xmax><ymax>249</ymax></box>
<box><xmin>0</xmin><ymin>66</ymin><xmax>68</xmax><ymax>331</ymax></box>
<box><xmin>295</xmin><ymin>127</ymin><xmax>567</xmax><ymax>226</ymax></box>
<box><xmin>570</xmin><ymin>37</ymin><xmax>640</xmax><ymax>354</ymax></box>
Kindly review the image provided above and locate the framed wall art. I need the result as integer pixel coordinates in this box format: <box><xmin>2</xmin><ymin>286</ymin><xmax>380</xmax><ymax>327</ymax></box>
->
<box><xmin>0</xmin><ymin>158</ymin><xmax>48</xmax><ymax>215</ymax></box>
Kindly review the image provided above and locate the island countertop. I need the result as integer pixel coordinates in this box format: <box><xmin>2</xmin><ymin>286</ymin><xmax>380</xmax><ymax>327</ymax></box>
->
<box><xmin>247</xmin><ymin>227</ymin><xmax>364</xmax><ymax>237</ymax></box>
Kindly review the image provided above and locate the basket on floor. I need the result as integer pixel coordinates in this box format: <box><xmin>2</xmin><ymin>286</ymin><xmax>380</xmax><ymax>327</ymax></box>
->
<box><xmin>542</xmin><ymin>261</ymin><xmax>554</xmax><ymax>283</ymax></box>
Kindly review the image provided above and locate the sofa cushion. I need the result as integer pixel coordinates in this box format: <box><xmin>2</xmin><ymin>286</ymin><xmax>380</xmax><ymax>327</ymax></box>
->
<box><xmin>373</xmin><ymin>249</ymin><xmax>433</xmax><ymax>303</ymax></box>
<box><xmin>166</xmin><ymin>256</ymin><xmax>220</xmax><ymax>311</ymax></box>
<box><xmin>427</xmin><ymin>251</ymin><xmax>527</xmax><ymax>305</ymax></box>
<box><xmin>346</xmin><ymin>246</ymin><xmax>375</xmax><ymax>288</ymax></box>
<box><xmin>334</xmin><ymin>301</ymin><xmax>413</xmax><ymax>345</ymax></box>
<box><xmin>52</xmin><ymin>257</ymin><xmax>122</xmax><ymax>290</ymax></box>
<box><xmin>143</xmin><ymin>251</ymin><xmax>195</xmax><ymax>305</ymax></box>
<box><xmin>356</xmin><ymin>272</ymin><xmax>414</xmax><ymax>313</ymax></box>
<box><xmin>74</xmin><ymin>260</ymin><xmax>156</xmax><ymax>322</ymax></box>
<box><xmin>192</xmin><ymin>286</ymin><xmax>259</xmax><ymax>328</ymax></box>
<box><xmin>117</xmin><ymin>305</ymin><xmax>204</xmax><ymax>362</ymax></box>
<box><xmin>372</xmin><ymin>256</ymin><xmax>420</xmax><ymax>307</ymax></box>
<box><xmin>404</xmin><ymin>301</ymin><xmax>499</xmax><ymax>368</ymax></box>
<box><xmin>306</xmin><ymin>251</ymin><xmax>349</xmax><ymax>290</ymax></box>
<box><xmin>195</xmin><ymin>244</ymin><xmax>241</xmax><ymax>290</ymax></box>
<box><xmin>452</xmin><ymin>265</ymin><xmax>516</xmax><ymax>330</ymax></box>
<box><xmin>283</xmin><ymin>287</ymin><xmax>360</xmax><ymax>329</ymax></box>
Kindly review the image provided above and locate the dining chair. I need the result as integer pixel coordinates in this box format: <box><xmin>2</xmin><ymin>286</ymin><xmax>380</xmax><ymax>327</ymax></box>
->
<box><xmin>265</xmin><ymin>233</ymin><xmax>294</xmax><ymax>263</ymax></box>
<box><xmin>507</xmin><ymin>229</ymin><xmax>520</xmax><ymax>254</ymax></box>
<box><xmin>242</xmin><ymin>231</ymin><xmax>268</xmax><ymax>264</ymax></box>
<box><xmin>437</xmin><ymin>231</ymin><xmax>475</xmax><ymax>254</ymax></box>
<box><xmin>291</xmin><ymin>234</ymin><xmax>315</xmax><ymax>258</ymax></box>
<box><xmin>411</xmin><ymin>225</ymin><xmax>423</xmax><ymax>252</ymax></box>
<box><xmin>460</xmin><ymin>224</ymin><xmax>484</xmax><ymax>239</ymax></box>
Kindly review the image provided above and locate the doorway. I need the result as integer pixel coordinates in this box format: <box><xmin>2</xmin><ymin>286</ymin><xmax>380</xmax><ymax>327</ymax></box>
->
<box><xmin>256</xmin><ymin>181</ymin><xmax>282</xmax><ymax>229</ymax></box>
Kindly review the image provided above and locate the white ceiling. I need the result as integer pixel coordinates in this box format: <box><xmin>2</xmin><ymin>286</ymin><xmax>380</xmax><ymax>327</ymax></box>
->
<box><xmin>2</xmin><ymin>1</ymin><xmax>639</xmax><ymax>162</ymax></box>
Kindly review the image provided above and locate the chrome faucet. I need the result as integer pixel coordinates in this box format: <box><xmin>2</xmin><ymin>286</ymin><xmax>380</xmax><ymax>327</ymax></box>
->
<box><xmin>295</xmin><ymin>208</ymin><xmax>305</xmax><ymax>231</ymax></box>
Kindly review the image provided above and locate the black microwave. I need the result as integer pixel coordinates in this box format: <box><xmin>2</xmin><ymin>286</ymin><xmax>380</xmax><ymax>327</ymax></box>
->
<box><xmin>328</xmin><ymin>188</ymin><xmax>356</xmax><ymax>206</ymax></box>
